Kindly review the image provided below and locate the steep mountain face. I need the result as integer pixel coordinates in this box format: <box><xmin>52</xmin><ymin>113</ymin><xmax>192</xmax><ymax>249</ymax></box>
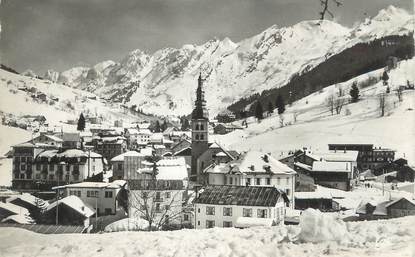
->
<box><xmin>47</xmin><ymin>6</ymin><xmax>413</xmax><ymax>117</ymax></box>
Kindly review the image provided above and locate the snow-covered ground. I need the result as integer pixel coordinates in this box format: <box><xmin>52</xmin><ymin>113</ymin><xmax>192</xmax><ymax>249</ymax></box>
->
<box><xmin>215</xmin><ymin>58</ymin><xmax>415</xmax><ymax>165</ymax></box>
<box><xmin>0</xmin><ymin>209</ymin><xmax>414</xmax><ymax>257</ymax></box>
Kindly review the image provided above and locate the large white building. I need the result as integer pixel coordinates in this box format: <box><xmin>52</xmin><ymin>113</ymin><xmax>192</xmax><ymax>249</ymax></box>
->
<box><xmin>53</xmin><ymin>181</ymin><xmax>125</xmax><ymax>216</ymax></box>
<box><xmin>204</xmin><ymin>151</ymin><xmax>296</xmax><ymax>208</ymax></box>
<box><xmin>194</xmin><ymin>185</ymin><xmax>287</xmax><ymax>229</ymax></box>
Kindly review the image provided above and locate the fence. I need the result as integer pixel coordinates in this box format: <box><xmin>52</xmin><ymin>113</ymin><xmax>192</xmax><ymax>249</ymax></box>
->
<box><xmin>0</xmin><ymin>223</ymin><xmax>85</xmax><ymax>234</ymax></box>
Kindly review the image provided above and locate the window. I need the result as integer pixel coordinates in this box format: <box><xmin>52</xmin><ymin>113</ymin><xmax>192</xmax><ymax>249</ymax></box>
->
<box><xmin>165</xmin><ymin>192</ymin><xmax>171</xmax><ymax>199</ymax></box>
<box><xmin>223</xmin><ymin>207</ymin><xmax>232</xmax><ymax>216</ymax></box>
<box><xmin>35</xmin><ymin>174</ymin><xmax>41</xmax><ymax>179</ymax></box>
<box><xmin>246</xmin><ymin>178</ymin><xmax>251</xmax><ymax>185</ymax></box>
<box><xmin>66</xmin><ymin>165</ymin><xmax>70</xmax><ymax>172</ymax></box>
<box><xmin>184</xmin><ymin>214</ymin><xmax>189</xmax><ymax>221</ymax></box>
<box><xmin>228</xmin><ymin>176</ymin><xmax>233</xmax><ymax>185</ymax></box>
<box><xmin>20</xmin><ymin>164</ymin><xmax>26</xmax><ymax>171</ymax></box>
<box><xmin>198</xmin><ymin>208</ymin><xmax>200</xmax><ymax>213</ymax></box>
<box><xmin>286</xmin><ymin>177</ymin><xmax>289</xmax><ymax>185</ymax></box>
<box><xmin>20</xmin><ymin>174</ymin><xmax>25</xmax><ymax>179</ymax></box>
<box><xmin>223</xmin><ymin>221</ymin><xmax>232</xmax><ymax>227</ymax></box>
<box><xmin>21</xmin><ymin>157</ymin><xmax>26</xmax><ymax>162</ymax></box>
<box><xmin>27</xmin><ymin>157</ymin><xmax>32</xmax><ymax>163</ymax></box>
<box><xmin>286</xmin><ymin>189</ymin><xmax>290</xmax><ymax>196</ymax></box>
<box><xmin>206</xmin><ymin>206</ymin><xmax>215</xmax><ymax>215</ymax></box>
<box><xmin>65</xmin><ymin>175</ymin><xmax>70</xmax><ymax>181</ymax></box>
<box><xmin>200</xmin><ymin>134</ymin><xmax>204</xmax><ymax>140</ymax></box>
<box><xmin>266</xmin><ymin>178</ymin><xmax>271</xmax><ymax>185</ymax></box>
<box><xmin>73</xmin><ymin>165</ymin><xmax>79</xmax><ymax>172</ymax></box>
<box><xmin>117</xmin><ymin>163</ymin><xmax>123</xmax><ymax>170</ymax></box>
<box><xmin>197</xmin><ymin>220</ymin><xmax>200</xmax><ymax>226</ymax></box>
<box><xmin>206</xmin><ymin>220</ymin><xmax>215</xmax><ymax>228</ymax></box>
<box><xmin>105</xmin><ymin>191</ymin><xmax>113</xmax><ymax>198</ymax></box>
<box><xmin>36</xmin><ymin>163</ymin><xmax>41</xmax><ymax>171</ymax></box>
<box><xmin>49</xmin><ymin>174</ymin><xmax>54</xmax><ymax>180</ymax></box>
<box><xmin>58</xmin><ymin>165</ymin><xmax>63</xmax><ymax>172</ymax></box>
<box><xmin>69</xmin><ymin>190</ymin><xmax>81</xmax><ymax>197</ymax></box>
<box><xmin>105</xmin><ymin>208</ymin><xmax>112</xmax><ymax>215</ymax></box>
<box><xmin>164</xmin><ymin>205</ymin><xmax>170</xmax><ymax>211</ymax></box>
<box><xmin>277</xmin><ymin>177</ymin><xmax>281</xmax><ymax>185</ymax></box>
<box><xmin>87</xmin><ymin>190</ymin><xmax>98</xmax><ymax>198</ymax></box>
<box><xmin>256</xmin><ymin>178</ymin><xmax>261</xmax><ymax>185</ymax></box>
<box><xmin>200</xmin><ymin>124</ymin><xmax>204</xmax><ymax>130</ymax></box>
<box><xmin>155</xmin><ymin>203</ymin><xmax>161</xmax><ymax>212</ymax></box>
<box><xmin>257</xmin><ymin>209</ymin><xmax>267</xmax><ymax>218</ymax></box>
<box><xmin>195</xmin><ymin>134</ymin><xmax>199</xmax><ymax>140</ymax></box>
<box><xmin>243</xmin><ymin>208</ymin><xmax>252</xmax><ymax>217</ymax></box>
<box><xmin>49</xmin><ymin>164</ymin><xmax>54</xmax><ymax>171</ymax></box>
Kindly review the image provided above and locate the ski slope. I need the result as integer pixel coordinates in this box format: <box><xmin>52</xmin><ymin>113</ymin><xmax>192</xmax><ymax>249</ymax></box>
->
<box><xmin>215</xmin><ymin>58</ymin><xmax>415</xmax><ymax>165</ymax></box>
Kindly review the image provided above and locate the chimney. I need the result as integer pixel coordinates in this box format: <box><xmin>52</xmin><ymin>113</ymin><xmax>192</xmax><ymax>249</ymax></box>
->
<box><xmin>344</xmin><ymin>148</ymin><xmax>346</xmax><ymax>153</ymax></box>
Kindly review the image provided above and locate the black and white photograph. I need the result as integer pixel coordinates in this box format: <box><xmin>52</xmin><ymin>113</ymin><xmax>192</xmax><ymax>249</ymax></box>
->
<box><xmin>0</xmin><ymin>0</ymin><xmax>414</xmax><ymax>256</ymax></box>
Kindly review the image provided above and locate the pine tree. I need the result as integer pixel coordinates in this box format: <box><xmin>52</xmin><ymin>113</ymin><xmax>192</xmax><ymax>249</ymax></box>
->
<box><xmin>181</xmin><ymin>118</ymin><xmax>190</xmax><ymax>131</ymax></box>
<box><xmin>275</xmin><ymin>95</ymin><xmax>285</xmax><ymax>114</ymax></box>
<box><xmin>267</xmin><ymin>102</ymin><xmax>274</xmax><ymax>115</ymax></box>
<box><xmin>382</xmin><ymin>71</ymin><xmax>389</xmax><ymax>86</ymax></box>
<box><xmin>349</xmin><ymin>82</ymin><xmax>360</xmax><ymax>103</ymax></box>
<box><xmin>161</xmin><ymin>120</ymin><xmax>168</xmax><ymax>132</ymax></box>
<box><xmin>154</xmin><ymin>120</ymin><xmax>161</xmax><ymax>133</ymax></box>
<box><xmin>77</xmin><ymin>113</ymin><xmax>85</xmax><ymax>131</ymax></box>
<box><xmin>254</xmin><ymin>102</ymin><xmax>264</xmax><ymax>120</ymax></box>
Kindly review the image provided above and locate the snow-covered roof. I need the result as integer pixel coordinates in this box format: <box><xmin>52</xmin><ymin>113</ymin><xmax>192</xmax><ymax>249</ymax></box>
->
<box><xmin>111</xmin><ymin>151</ymin><xmax>144</xmax><ymax>162</ymax></box>
<box><xmin>61</xmin><ymin>132</ymin><xmax>80</xmax><ymax>142</ymax></box>
<box><xmin>47</xmin><ymin>195</ymin><xmax>95</xmax><ymax>218</ymax></box>
<box><xmin>9</xmin><ymin>193</ymin><xmax>49</xmax><ymax>208</ymax></box>
<box><xmin>215</xmin><ymin>152</ymin><xmax>227</xmax><ymax>157</ymax></box>
<box><xmin>56</xmin><ymin>149</ymin><xmax>87</xmax><ymax>158</ymax></box>
<box><xmin>173</xmin><ymin>146</ymin><xmax>191</xmax><ymax>156</ymax></box>
<box><xmin>294</xmin><ymin>162</ymin><xmax>312</xmax><ymax>171</ymax></box>
<box><xmin>54</xmin><ymin>182</ymin><xmax>120</xmax><ymax>189</ymax></box>
<box><xmin>295</xmin><ymin>191</ymin><xmax>332</xmax><ymax>199</ymax></box>
<box><xmin>151</xmin><ymin>133</ymin><xmax>164</xmax><ymax>141</ymax></box>
<box><xmin>126</xmin><ymin>128</ymin><xmax>139</xmax><ymax>135</ymax></box>
<box><xmin>88</xmin><ymin>152</ymin><xmax>102</xmax><ymax>158</ymax></box>
<box><xmin>0</xmin><ymin>202</ymin><xmax>30</xmax><ymax>216</ymax></box>
<box><xmin>140</xmin><ymin>148</ymin><xmax>154</xmax><ymax>156</ymax></box>
<box><xmin>312</xmin><ymin>161</ymin><xmax>352</xmax><ymax>173</ymax></box>
<box><xmin>156</xmin><ymin>157</ymin><xmax>188</xmax><ymax>180</ymax></box>
<box><xmin>138</xmin><ymin>128</ymin><xmax>152</xmax><ymax>135</ymax></box>
<box><xmin>37</xmin><ymin>149</ymin><xmax>59</xmax><ymax>158</ymax></box>
<box><xmin>2</xmin><ymin>214</ymin><xmax>34</xmax><ymax>224</ymax></box>
<box><xmin>236</xmin><ymin>151</ymin><xmax>296</xmax><ymax>175</ymax></box>
<box><xmin>235</xmin><ymin>217</ymin><xmax>274</xmax><ymax>228</ymax></box>
<box><xmin>320</xmin><ymin>151</ymin><xmax>359</xmax><ymax>162</ymax></box>
<box><xmin>44</xmin><ymin>134</ymin><xmax>63</xmax><ymax>142</ymax></box>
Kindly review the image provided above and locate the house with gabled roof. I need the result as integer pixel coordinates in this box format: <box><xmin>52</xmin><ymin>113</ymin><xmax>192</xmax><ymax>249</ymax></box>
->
<box><xmin>310</xmin><ymin>161</ymin><xmax>353</xmax><ymax>191</ymax></box>
<box><xmin>194</xmin><ymin>185</ymin><xmax>288</xmax><ymax>229</ymax></box>
<box><xmin>203</xmin><ymin>151</ymin><xmax>296</xmax><ymax>208</ymax></box>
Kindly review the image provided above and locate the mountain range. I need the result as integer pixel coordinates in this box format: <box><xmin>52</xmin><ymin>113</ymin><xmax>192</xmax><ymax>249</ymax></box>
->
<box><xmin>40</xmin><ymin>6</ymin><xmax>413</xmax><ymax>117</ymax></box>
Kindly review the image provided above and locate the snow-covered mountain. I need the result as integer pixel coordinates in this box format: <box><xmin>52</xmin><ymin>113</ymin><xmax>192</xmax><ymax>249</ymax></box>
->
<box><xmin>46</xmin><ymin>6</ymin><xmax>414</xmax><ymax>117</ymax></box>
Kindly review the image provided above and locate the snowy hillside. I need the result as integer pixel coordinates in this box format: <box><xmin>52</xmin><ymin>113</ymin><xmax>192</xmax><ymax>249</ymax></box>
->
<box><xmin>47</xmin><ymin>6</ymin><xmax>413</xmax><ymax>117</ymax></box>
<box><xmin>214</xmin><ymin>58</ymin><xmax>415</xmax><ymax>165</ymax></box>
<box><xmin>0</xmin><ymin>69</ymin><xmax>151</xmax><ymax>127</ymax></box>
<box><xmin>0</xmin><ymin>211</ymin><xmax>413</xmax><ymax>257</ymax></box>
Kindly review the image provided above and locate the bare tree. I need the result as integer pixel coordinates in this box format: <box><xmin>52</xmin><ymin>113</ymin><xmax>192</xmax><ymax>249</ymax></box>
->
<box><xmin>279</xmin><ymin>114</ymin><xmax>285</xmax><ymax>128</ymax></box>
<box><xmin>334</xmin><ymin>97</ymin><xmax>345</xmax><ymax>114</ymax></box>
<box><xmin>129</xmin><ymin>187</ymin><xmax>186</xmax><ymax>231</ymax></box>
<box><xmin>326</xmin><ymin>94</ymin><xmax>335</xmax><ymax>115</ymax></box>
<box><xmin>292</xmin><ymin>112</ymin><xmax>299</xmax><ymax>123</ymax></box>
<box><xmin>319</xmin><ymin>0</ymin><xmax>342</xmax><ymax>20</ymax></box>
<box><xmin>379</xmin><ymin>93</ymin><xmax>387</xmax><ymax>117</ymax></box>
<box><xmin>396</xmin><ymin>88</ymin><xmax>403</xmax><ymax>102</ymax></box>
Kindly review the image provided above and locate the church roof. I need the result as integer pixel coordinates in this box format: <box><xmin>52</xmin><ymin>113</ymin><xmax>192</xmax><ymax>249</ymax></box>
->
<box><xmin>191</xmin><ymin>73</ymin><xmax>209</xmax><ymax>120</ymax></box>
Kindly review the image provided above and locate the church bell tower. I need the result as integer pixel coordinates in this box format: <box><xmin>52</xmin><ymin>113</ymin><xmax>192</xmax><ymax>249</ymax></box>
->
<box><xmin>190</xmin><ymin>72</ymin><xmax>209</xmax><ymax>183</ymax></box>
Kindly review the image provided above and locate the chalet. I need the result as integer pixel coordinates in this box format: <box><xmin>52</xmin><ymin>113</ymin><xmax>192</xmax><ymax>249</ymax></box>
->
<box><xmin>196</xmin><ymin>142</ymin><xmax>238</xmax><ymax>178</ymax></box>
<box><xmin>92</xmin><ymin>136</ymin><xmax>127</xmax><ymax>161</ymax></box>
<box><xmin>194</xmin><ymin>185</ymin><xmax>288</xmax><ymax>229</ymax></box>
<box><xmin>136</xmin><ymin>128</ymin><xmax>152</xmax><ymax>146</ymax></box>
<box><xmin>356</xmin><ymin>197</ymin><xmax>415</xmax><ymax>220</ymax></box>
<box><xmin>53</xmin><ymin>181</ymin><xmax>125</xmax><ymax>216</ymax></box>
<box><xmin>310</xmin><ymin>161</ymin><xmax>353</xmax><ymax>191</ymax></box>
<box><xmin>110</xmin><ymin>151</ymin><xmax>145</xmax><ymax>180</ymax></box>
<box><xmin>31</xmin><ymin>133</ymin><xmax>63</xmax><ymax>148</ymax></box>
<box><xmin>45</xmin><ymin>195</ymin><xmax>95</xmax><ymax>227</ymax></box>
<box><xmin>60</xmin><ymin>132</ymin><xmax>81</xmax><ymax>149</ymax></box>
<box><xmin>216</xmin><ymin>109</ymin><xmax>236</xmax><ymax>123</ymax></box>
<box><xmin>213</xmin><ymin>123</ymin><xmax>243</xmax><ymax>135</ymax></box>
<box><xmin>0</xmin><ymin>201</ymin><xmax>30</xmax><ymax>220</ymax></box>
<box><xmin>319</xmin><ymin>150</ymin><xmax>358</xmax><ymax>178</ymax></box>
<box><xmin>294</xmin><ymin>191</ymin><xmax>333</xmax><ymax>211</ymax></box>
<box><xmin>203</xmin><ymin>151</ymin><xmax>296</xmax><ymax>208</ymax></box>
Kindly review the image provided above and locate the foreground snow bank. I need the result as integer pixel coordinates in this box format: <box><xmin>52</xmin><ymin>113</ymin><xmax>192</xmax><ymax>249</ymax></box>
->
<box><xmin>0</xmin><ymin>213</ymin><xmax>413</xmax><ymax>257</ymax></box>
<box><xmin>299</xmin><ymin>209</ymin><xmax>350</xmax><ymax>244</ymax></box>
<box><xmin>104</xmin><ymin>218</ymin><xmax>149</xmax><ymax>232</ymax></box>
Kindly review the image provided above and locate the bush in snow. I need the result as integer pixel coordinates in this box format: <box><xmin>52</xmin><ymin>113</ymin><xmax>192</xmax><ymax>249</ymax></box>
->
<box><xmin>104</xmin><ymin>218</ymin><xmax>149</xmax><ymax>232</ymax></box>
<box><xmin>298</xmin><ymin>209</ymin><xmax>350</xmax><ymax>244</ymax></box>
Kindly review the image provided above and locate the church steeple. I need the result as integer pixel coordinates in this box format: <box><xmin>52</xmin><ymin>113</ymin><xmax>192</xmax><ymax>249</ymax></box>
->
<box><xmin>190</xmin><ymin>72</ymin><xmax>209</xmax><ymax>183</ymax></box>
<box><xmin>192</xmin><ymin>72</ymin><xmax>209</xmax><ymax>120</ymax></box>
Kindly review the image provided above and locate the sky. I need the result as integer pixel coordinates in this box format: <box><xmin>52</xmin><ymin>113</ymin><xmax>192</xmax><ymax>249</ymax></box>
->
<box><xmin>0</xmin><ymin>0</ymin><xmax>413</xmax><ymax>74</ymax></box>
